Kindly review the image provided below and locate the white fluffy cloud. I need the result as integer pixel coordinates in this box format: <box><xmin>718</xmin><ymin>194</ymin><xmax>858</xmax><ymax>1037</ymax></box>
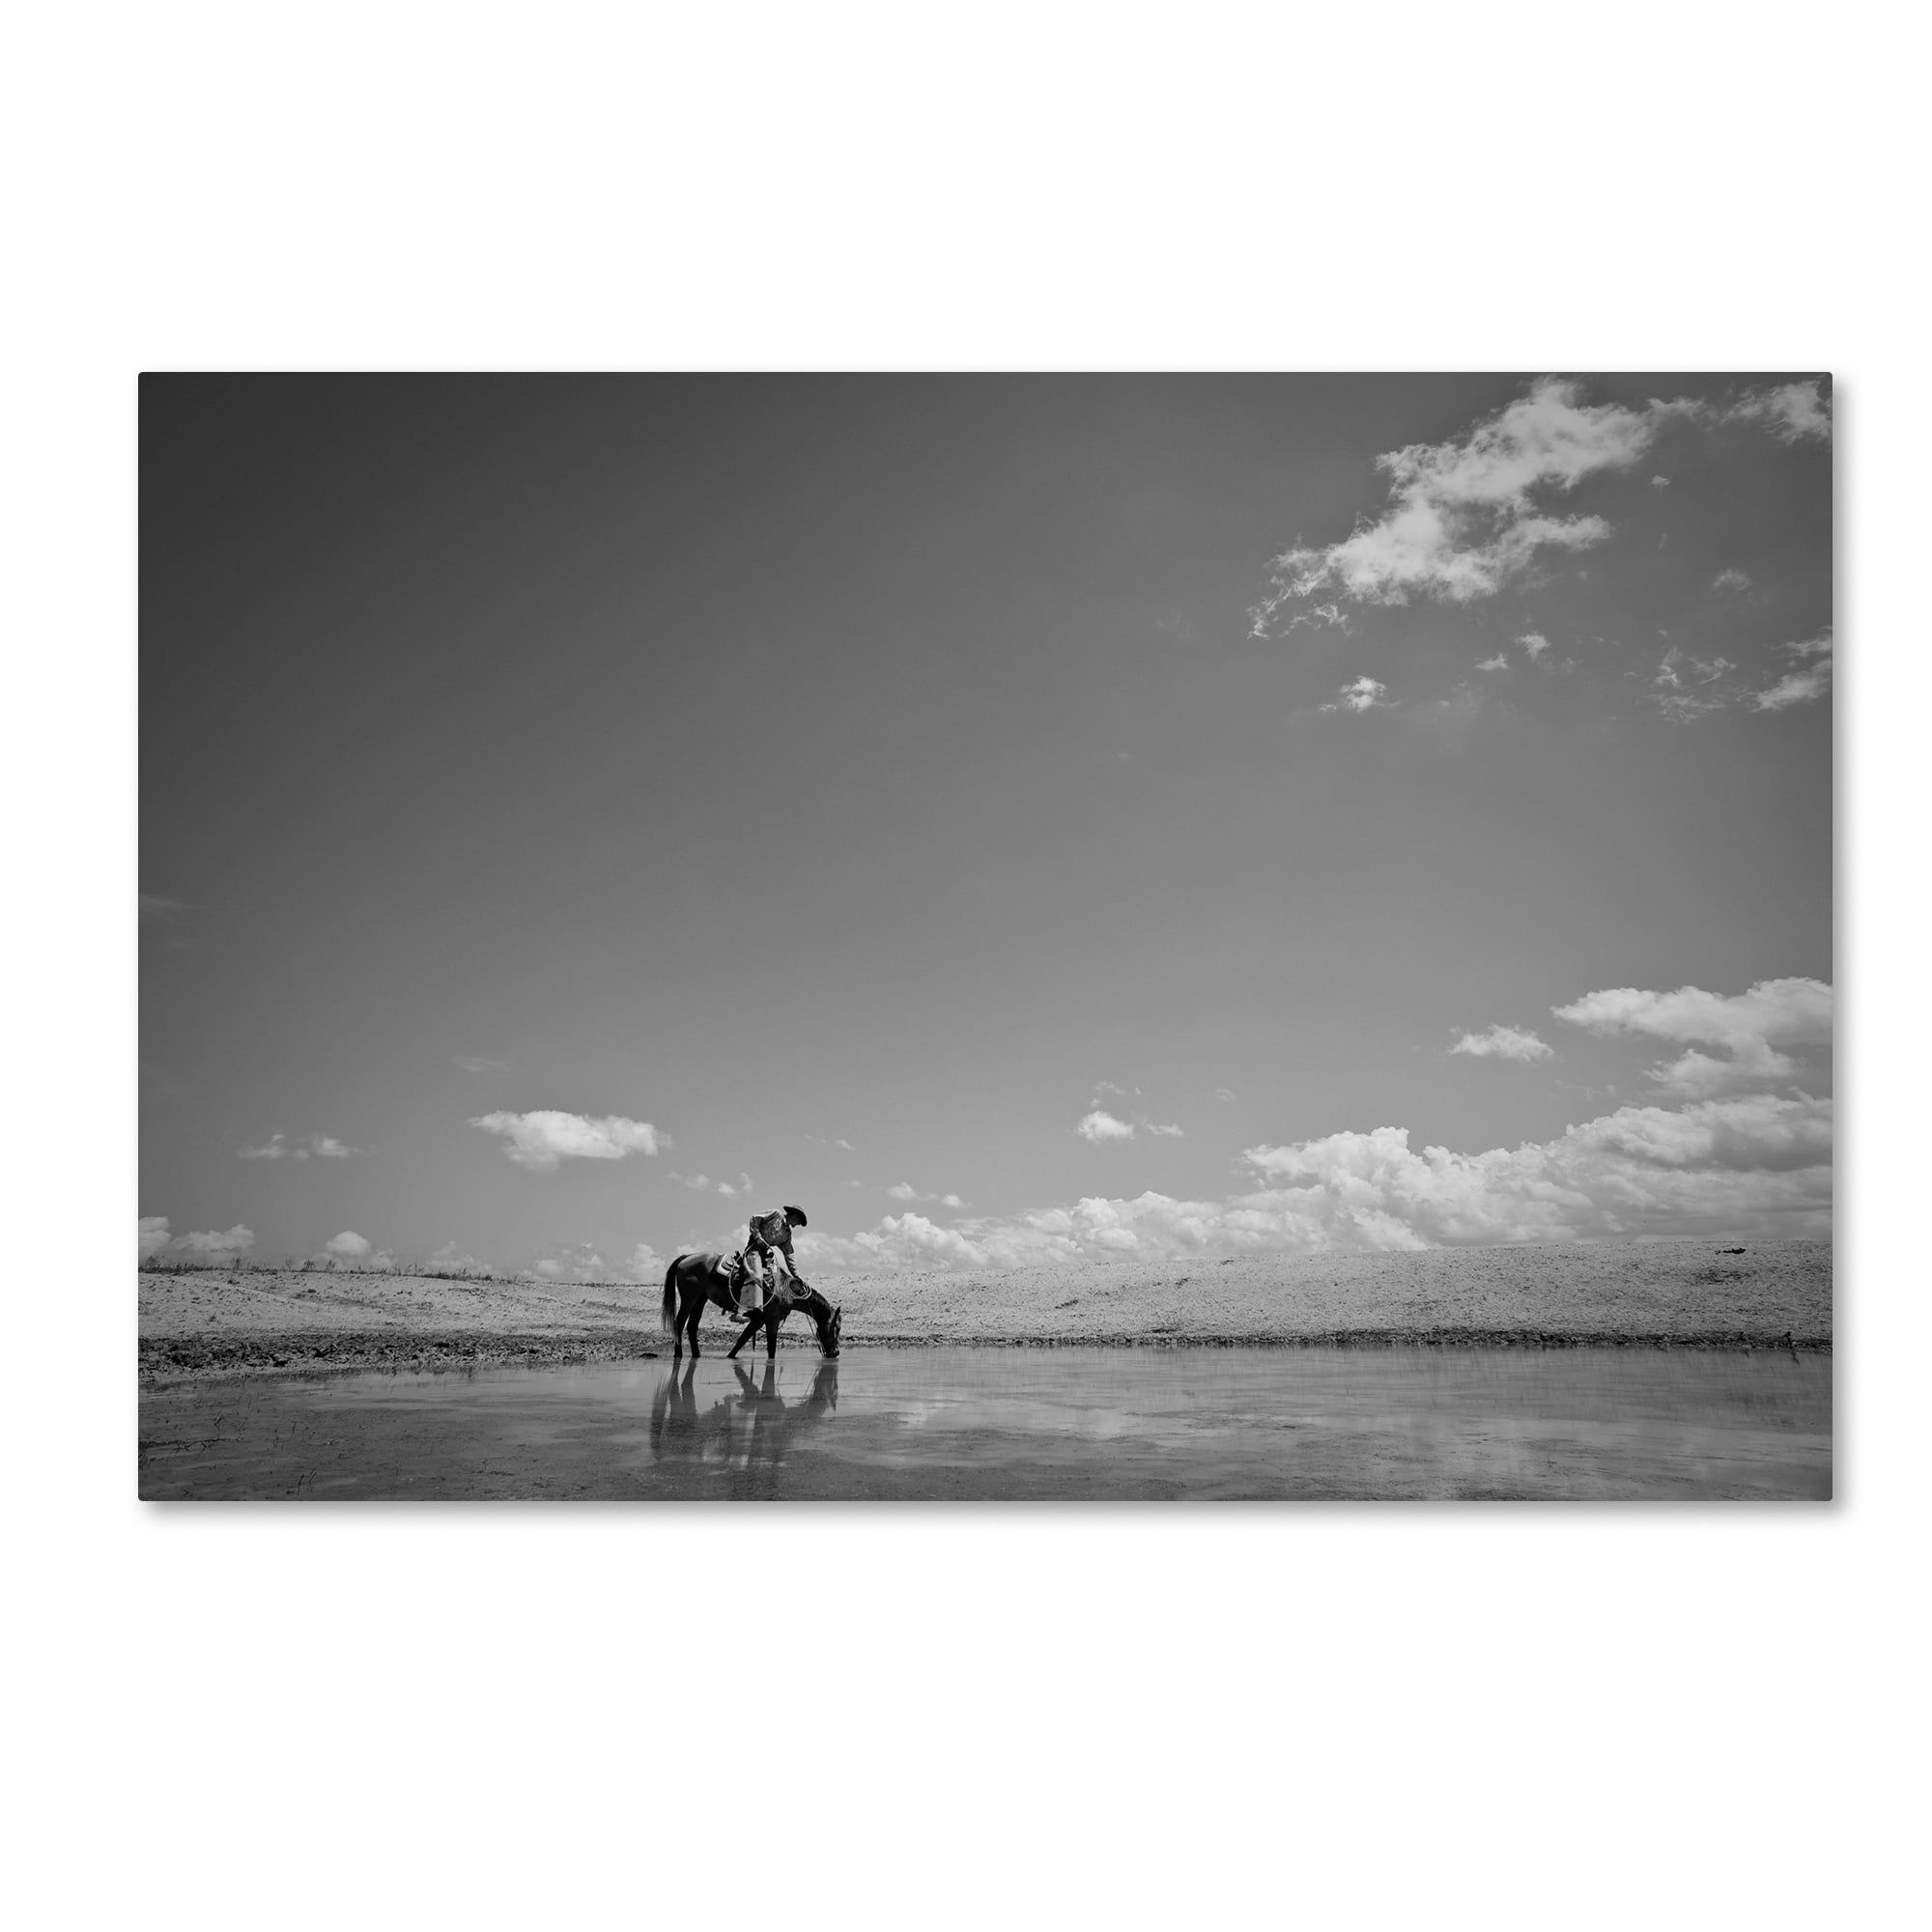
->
<box><xmin>807</xmin><ymin>1213</ymin><xmax>994</xmax><ymax>1269</ymax></box>
<box><xmin>139</xmin><ymin>1217</ymin><xmax>256</xmax><ymax>1264</ymax></box>
<box><xmin>1554</xmin><ymin>978</ymin><xmax>1831</xmax><ymax>1051</ymax></box>
<box><xmin>429</xmin><ymin>1239</ymin><xmax>485</xmax><ymax>1273</ymax></box>
<box><xmin>1724</xmin><ymin>381</ymin><xmax>1832</xmax><ymax>443</ymax></box>
<box><xmin>325</xmin><ymin>1231</ymin><xmax>371</xmax><ymax>1260</ymax></box>
<box><xmin>1237</xmin><ymin>1094</ymin><xmax>1831</xmax><ymax>1247</ymax></box>
<box><xmin>1554</xmin><ymin>977</ymin><xmax>1831</xmax><ymax>1098</ymax></box>
<box><xmin>1475</xmin><ymin>653</ymin><xmax>1509</xmax><ymax>672</ymax></box>
<box><xmin>1752</xmin><ymin>634</ymin><xmax>1833</xmax><ymax>711</ymax></box>
<box><xmin>1076</xmin><ymin>1109</ymin><xmax>1136</xmax><ymax>1143</ymax></box>
<box><xmin>1251</xmin><ymin>380</ymin><xmax>1643</xmax><ymax>620</ymax></box>
<box><xmin>522</xmin><ymin>1240</ymin><xmax>666</xmax><ymax>1285</ymax></box>
<box><xmin>1450</xmin><ymin>1024</ymin><xmax>1553</xmax><ymax>1063</ymax></box>
<box><xmin>802</xmin><ymin>1085</ymin><xmax>1830</xmax><ymax>1271</ymax></box>
<box><xmin>669</xmin><ymin>1170</ymin><xmax>752</xmax><ymax>1198</ymax></box>
<box><xmin>1321</xmin><ymin>675</ymin><xmax>1389</xmax><ymax>714</ymax></box>
<box><xmin>1250</xmin><ymin>377</ymin><xmax>1830</xmax><ymax>630</ymax></box>
<box><xmin>469</xmin><ymin>1110</ymin><xmax>667</xmax><ymax>1172</ymax></box>
<box><xmin>175</xmin><ymin>1223</ymin><xmax>256</xmax><ymax>1261</ymax></box>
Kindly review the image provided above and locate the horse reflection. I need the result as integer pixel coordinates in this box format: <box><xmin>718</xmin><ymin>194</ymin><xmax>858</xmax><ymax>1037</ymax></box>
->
<box><xmin>647</xmin><ymin>1357</ymin><xmax>839</xmax><ymax>1482</ymax></box>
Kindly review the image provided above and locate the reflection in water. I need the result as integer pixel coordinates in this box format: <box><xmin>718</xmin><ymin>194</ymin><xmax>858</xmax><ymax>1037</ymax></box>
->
<box><xmin>138</xmin><ymin>1345</ymin><xmax>1830</xmax><ymax>1501</ymax></box>
<box><xmin>648</xmin><ymin>1357</ymin><xmax>839</xmax><ymax>1483</ymax></box>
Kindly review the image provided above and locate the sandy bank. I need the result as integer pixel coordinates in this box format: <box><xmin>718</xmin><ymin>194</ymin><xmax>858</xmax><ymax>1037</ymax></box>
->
<box><xmin>138</xmin><ymin>1237</ymin><xmax>1830</xmax><ymax>1383</ymax></box>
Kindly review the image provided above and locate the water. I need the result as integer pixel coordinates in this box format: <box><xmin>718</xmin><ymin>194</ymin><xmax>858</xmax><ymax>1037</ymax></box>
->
<box><xmin>138</xmin><ymin>1344</ymin><xmax>1831</xmax><ymax>1500</ymax></box>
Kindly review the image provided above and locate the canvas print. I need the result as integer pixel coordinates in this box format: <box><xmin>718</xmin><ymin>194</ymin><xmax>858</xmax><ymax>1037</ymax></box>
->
<box><xmin>138</xmin><ymin>374</ymin><xmax>1832</xmax><ymax>1499</ymax></box>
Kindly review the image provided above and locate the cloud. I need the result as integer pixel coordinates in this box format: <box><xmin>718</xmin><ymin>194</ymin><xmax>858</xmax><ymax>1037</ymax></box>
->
<box><xmin>1236</xmin><ymin>1094</ymin><xmax>1831</xmax><ymax>1247</ymax></box>
<box><xmin>1751</xmin><ymin>633</ymin><xmax>1834</xmax><ymax>711</ymax></box>
<box><xmin>1249</xmin><ymin>377</ymin><xmax>1831</xmax><ymax>631</ymax></box>
<box><xmin>429</xmin><ymin>1239</ymin><xmax>485</xmax><ymax>1273</ymax></box>
<box><xmin>1640</xmin><ymin>1039</ymin><xmax>1801</xmax><ymax>1100</ymax></box>
<box><xmin>1077</xmin><ymin>1109</ymin><xmax>1136</xmax><ymax>1143</ymax></box>
<box><xmin>527</xmin><ymin>1241</ymin><xmax>648</xmax><ymax>1284</ymax></box>
<box><xmin>1554</xmin><ymin>977</ymin><xmax>1831</xmax><ymax>1097</ymax></box>
<box><xmin>1750</xmin><ymin>667</ymin><xmax>1833</xmax><ymax>711</ymax></box>
<box><xmin>1321</xmin><ymin>675</ymin><xmax>1389</xmax><ymax>714</ymax></box>
<box><xmin>1651</xmin><ymin>648</ymin><xmax>1738</xmax><ymax>722</ymax></box>
<box><xmin>325</xmin><ymin>1231</ymin><xmax>371</xmax><ymax>1260</ymax></box>
<box><xmin>1450</xmin><ymin>1024</ymin><xmax>1554</xmax><ymax>1063</ymax></box>
<box><xmin>1146</xmin><ymin>1122</ymin><xmax>1185</xmax><ymax>1138</ymax></box>
<box><xmin>455</xmin><ymin>1055</ymin><xmax>510</xmax><ymax>1075</ymax></box>
<box><xmin>1554</xmin><ymin>978</ymin><xmax>1832</xmax><ymax>1052</ymax></box>
<box><xmin>835</xmin><ymin>1138</ymin><xmax>855</xmax><ymax>1151</ymax></box>
<box><xmin>238</xmin><ymin>1132</ymin><xmax>360</xmax><ymax>1160</ymax></box>
<box><xmin>175</xmin><ymin>1223</ymin><xmax>256</xmax><ymax>1262</ymax></box>
<box><xmin>1214</xmin><ymin>1088</ymin><xmax>1237</xmax><ymax>1103</ymax></box>
<box><xmin>1278</xmin><ymin>600</ymin><xmax>1353</xmax><ymax>636</ymax></box>
<box><xmin>1517</xmin><ymin>632</ymin><xmax>1550</xmax><ymax>659</ymax></box>
<box><xmin>1724</xmin><ymin>380</ymin><xmax>1832</xmax><ymax>443</ymax></box>
<box><xmin>1475</xmin><ymin>653</ymin><xmax>1509</xmax><ymax>672</ymax></box>
<box><xmin>469</xmin><ymin>1110</ymin><xmax>667</xmax><ymax>1172</ymax></box>
<box><xmin>1647</xmin><ymin>631</ymin><xmax>1831</xmax><ymax>723</ymax></box>
<box><xmin>803</xmin><ymin>1090</ymin><xmax>1831</xmax><ymax>1270</ymax></box>
<box><xmin>804</xmin><ymin>1213</ymin><xmax>995</xmax><ymax>1270</ymax></box>
<box><xmin>139</xmin><ymin>894</ymin><xmax>185</xmax><ymax>923</ymax></box>
<box><xmin>1650</xmin><ymin>474</ymin><xmax>1670</xmax><ymax>489</ymax></box>
<box><xmin>139</xmin><ymin>1217</ymin><xmax>256</xmax><ymax>1264</ymax></box>
<box><xmin>1713</xmin><ymin>568</ymin><xmax>1752</xmax><ymax>592</ymax></box>
<box><xmin>669</xmin><ymin>1170</ymin><xmax>752</xmax><ymax>1196</ymax></box>
<box><xmin>1250</xmin><ymin>380</ymin><xmax>1646</xmax><ymax>621</ymax></box>
<box><xmin>882</xmin><ymin>1181</ymin><xmax>967</xmax><ymax>1206</ymax></box>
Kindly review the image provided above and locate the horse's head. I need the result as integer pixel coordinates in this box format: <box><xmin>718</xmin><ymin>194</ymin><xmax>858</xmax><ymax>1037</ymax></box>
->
<box><xmin>815</xmin><ymin>1300</ymin><xmax>843</xmax><ymax>1358</ymax></box>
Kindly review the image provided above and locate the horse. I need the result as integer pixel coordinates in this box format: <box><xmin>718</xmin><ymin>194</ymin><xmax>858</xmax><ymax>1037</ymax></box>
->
<box><xmin>726</xmin><ymin>1273</ymin><xmax>842</xmax><ymax>1363</ymax></box>
<box><xmin>661</xmin><ymin>1251</ymin><xmax>842</xmax><ymax>1361</ymax></box>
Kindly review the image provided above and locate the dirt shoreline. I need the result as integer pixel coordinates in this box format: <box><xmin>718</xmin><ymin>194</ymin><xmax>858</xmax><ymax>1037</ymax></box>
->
<box><xmin>138</xmin><ymin>1236</ymin><xmax>1832</xmax><ymax>1385</ymax></box>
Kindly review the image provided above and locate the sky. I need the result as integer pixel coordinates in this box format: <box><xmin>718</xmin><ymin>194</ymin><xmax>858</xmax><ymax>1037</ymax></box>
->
<box><xmin>139</xmin><ymin>374</ymin><xmax>1833</xmax><ymax>1279</ymax></box>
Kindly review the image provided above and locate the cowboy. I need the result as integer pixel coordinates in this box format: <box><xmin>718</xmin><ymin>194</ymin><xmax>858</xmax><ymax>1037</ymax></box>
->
<box><xmin>734</xmin><ymin>1204</ymin><xmax>808</xmax><ymax>1315</ymax></box>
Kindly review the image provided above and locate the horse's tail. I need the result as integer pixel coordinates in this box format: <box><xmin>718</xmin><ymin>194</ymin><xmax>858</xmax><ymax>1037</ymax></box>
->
<box><xmin>662</xmin><ymin>1256</ymin><xmax>685</xmax><ymax>1336</ymax></box>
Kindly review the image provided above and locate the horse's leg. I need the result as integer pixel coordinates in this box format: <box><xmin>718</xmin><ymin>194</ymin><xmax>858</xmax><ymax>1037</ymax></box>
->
<box><xmin>685</xmin><ymin>1297</ymin><xmax>702</xmax><ymax>1359</ymax></box>
<box><xmin>727</xmin><ymin>1304</ymin><xmax>766</xmax><ymax>1361</ymax></box>
<box><xmin>766</xmin><ymin>1308</ymin><xmax>782</xmax><ymax>1360</ymax></box>
<box><xmin>671</xmin><ymin>1289</ymin><xmax>686</xmax><ymax>1361</ymax></box>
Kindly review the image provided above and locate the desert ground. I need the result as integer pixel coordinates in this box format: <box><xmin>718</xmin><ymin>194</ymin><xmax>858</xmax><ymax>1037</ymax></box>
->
<box><xmin>139</xmin><ymin>1236</ymin><xmax>1830</xmax><ymax>1383</ymax></box>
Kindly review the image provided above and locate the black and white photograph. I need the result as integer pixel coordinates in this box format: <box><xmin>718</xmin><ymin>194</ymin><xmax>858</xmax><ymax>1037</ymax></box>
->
<box><xmin>15</xmin><ymin>10</ymin><xmax>1926</xmax><ymax>1926</ymax></box>
<box><xmin>139</xmin><ymin>372</ymin><xmax>1833</xmax><ymax>1500</ymax></box>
